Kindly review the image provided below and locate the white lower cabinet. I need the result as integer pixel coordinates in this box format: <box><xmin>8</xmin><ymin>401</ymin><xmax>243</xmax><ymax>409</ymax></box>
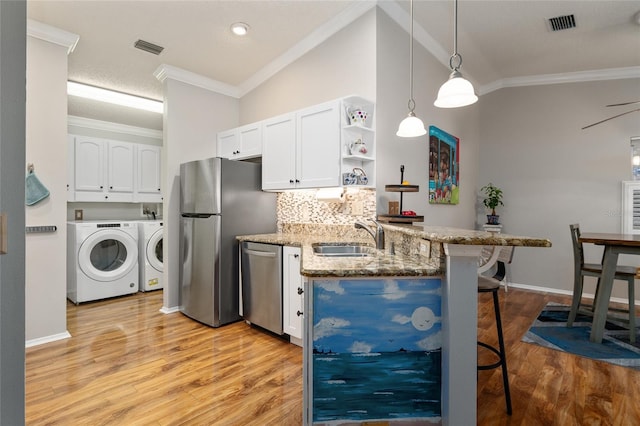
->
<box><xmin>283</xmin><ymin>246</ymin><xmax>304</xmax><ymax>345</ymax></box>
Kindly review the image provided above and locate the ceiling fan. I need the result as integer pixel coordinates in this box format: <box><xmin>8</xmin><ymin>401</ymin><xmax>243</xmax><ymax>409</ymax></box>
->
<box><xmin>582</xmin><ymin>100</ymin><xmax>640</xmax><ymax>130</ymax></box>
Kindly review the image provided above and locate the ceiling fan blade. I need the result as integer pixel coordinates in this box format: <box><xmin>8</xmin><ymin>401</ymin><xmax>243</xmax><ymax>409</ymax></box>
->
<box><xmin>581</xmin><ymin>108</ymin><xmax>640</xmax><ymax>130</ymax></box>
<box><xmin>606</xmin><ymin>100</ymin><xmax>640</xmax><ymax>107</ymax></box>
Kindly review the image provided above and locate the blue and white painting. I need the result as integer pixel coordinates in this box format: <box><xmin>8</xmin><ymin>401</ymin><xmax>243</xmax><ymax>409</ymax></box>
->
<box><xmin>312</xmin><ymin>278</ymin><xmax>442</xmax><ymax>425</ymax></box>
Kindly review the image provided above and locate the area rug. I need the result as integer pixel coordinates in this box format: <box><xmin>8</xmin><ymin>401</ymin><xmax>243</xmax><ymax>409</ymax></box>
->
<box><xmin>522</xmin><ymin>302</ymin><xmax>640</xmax><ymax>370</ymax></box>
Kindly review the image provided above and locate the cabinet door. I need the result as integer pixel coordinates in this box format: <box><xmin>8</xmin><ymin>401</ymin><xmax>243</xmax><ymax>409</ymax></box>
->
<box><xmin>237</xmin><ymin>123</ymin><xmax>262</xmax><ymax>159</ymax></box>
<box><xmin>108</xmin><ymin>141</ymin><xmax>135</xmax><ymax>194</ymax></box>
<box><xmin>262</xmin><ymin>113</ymin><xmax>296</xmax><ymax>190</ymax></box>
<box><xmin>74</xmin><ymin>136</ymin><xmax>105</xmax><ymax>194</ymax></box>
<box><xmin>283</xmin><ymin>246</ymin><xmax>303</xmax><ymax>342</ymax></box>
<box><xmin>217</xmin><ymin>129</ymin><xmax>238</xmax><ymax>159</ymax></box>
<box><xmin>137</xmin><ymin>144</ymin><xmax>162</xmax><ymax>202</ymax></box>
<box><xmin>297</xmin><ymin>100</ymin><xmax>340</xmax><ymax>188</ymax></box>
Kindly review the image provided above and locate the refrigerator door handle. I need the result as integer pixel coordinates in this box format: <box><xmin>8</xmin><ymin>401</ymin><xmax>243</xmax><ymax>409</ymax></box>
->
<box><xmin>243</xmin><ymin>248</ymin><xmax>277</xmax><ymax>258</ymax></box>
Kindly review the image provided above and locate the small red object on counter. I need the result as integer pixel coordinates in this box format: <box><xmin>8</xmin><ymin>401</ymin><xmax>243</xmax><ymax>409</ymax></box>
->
<box><xmin>401</xmin><ymin>210</ymin><xmax>416</xmax><ymax>216</ymax></box>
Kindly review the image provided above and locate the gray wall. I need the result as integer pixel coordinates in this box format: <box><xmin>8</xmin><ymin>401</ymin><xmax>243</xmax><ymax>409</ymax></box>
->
<box><xmin>375</xmin><ymin>9</ymin><xmax>480</xmax><ymax>227</ymax></box>
<box><xmin>25</xmin><ymin>33</ymin><xmax>70</xmax><ymax>343</ymax></box>
<box><xmin>0</xmin><ymin>0</ymin><xmax>26</xmax><ymax>422</ymax></box>
<box><xmin>478</xmin><ymin>79</ymin><xmax>640</xmax><ymax>299</ymax></box>
<box><xmin>161</xmin><ymin>78</ymin><xmax>238</xmax><ymax>310</ymax></box>
<box><xmin>240</xmin><ymin>8</ymin><xmax>377</xmax><ymax>124</ymax></box>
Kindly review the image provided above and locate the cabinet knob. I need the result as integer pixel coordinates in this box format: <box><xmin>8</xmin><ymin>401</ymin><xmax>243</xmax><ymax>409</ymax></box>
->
<box><xmin>110</xmin><ymin>186</ymin><xmax>113</xmax><ymax>189</ymax></box>
<box><xmin>295</xmin><ymin>179</ymin><xmax>300</xmax><ymax>183</ymax></box>
<box><xmin>289</xmin><ymin>179</ymin><xmax>294</xmax><ymax>184</ymax></box>
<box><xmin>297</xmin><ymin>287</ymin><xmax>304</xmax><ymax>295</ymax></box>
<box><xmin>100</xmin><ymin>186</ymin><xmax>103</xmax><ymax>189</ymax></box>
<box><xmin>296</xmin><ymin>310</ymin><xmax>304</xmax><ymax>317</ymax></box>
<box><xmin>294</xmin><ymin>254</ymin><xmax>299</xmax><ymax>258</ymax></box>
<box><xmin>104</xmin><ymin>196</ymin><xmax>108</xmax><ymax>199</ymax></box>
<box><xmin>158</xmin><ymin>188</ymin><xmax>161</xmax><ymax>192</ymax></box>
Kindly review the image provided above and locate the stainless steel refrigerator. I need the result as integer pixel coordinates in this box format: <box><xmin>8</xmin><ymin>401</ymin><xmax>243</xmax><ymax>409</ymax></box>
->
<box><xmin>179</xmin><ymin>157</ymin><xmax>276</xmax><ymax>327</ymax></box>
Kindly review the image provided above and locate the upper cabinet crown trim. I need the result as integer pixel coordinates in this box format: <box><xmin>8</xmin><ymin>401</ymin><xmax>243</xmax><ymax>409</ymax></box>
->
<box><xmin>27</xmin><ymin>19</ymin><xmax>79</xmax><ymax>55</ymax></box>
<box><xmin>68</xmin><ymin>116</ymin><xmax>162</xmax><ymax>140</ymax></box>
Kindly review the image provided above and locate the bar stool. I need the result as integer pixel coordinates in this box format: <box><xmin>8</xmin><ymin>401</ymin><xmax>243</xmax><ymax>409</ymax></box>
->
<box><xmin>478</xmin><ymin>263</ymin><xmax>512</xmax><ymax>415</ymax></box>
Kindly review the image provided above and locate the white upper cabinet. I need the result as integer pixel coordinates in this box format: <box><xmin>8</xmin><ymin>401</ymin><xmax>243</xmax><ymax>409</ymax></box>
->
<box><xmin>107</xmin><ymin>141</ymin><xmax>135</xmax><ymax>196</ymax></box>
<box><xmin>262</xmin><ymin>113</ymin><xmax>297</xmax><ymax>190</ymax></box>
<box><xmin>136</xmin><ymin>144</ymin><xmax>162</xmax><ymax>202</ymax></box>
<box><xmin>262</xmin><ymin>100</ymin><xmax>341</xmax><ymax>190</ymax></box>
<box><xmin>218</xmin><ymin>123</ymin><xmax>262</xmax><ymax>160</ymax></box>
<box><xmin>261</xmin><ymin>96</ymin><xmax>375</xmax><ymax>191</ymax></box>
<box><xmin>70</xmin><ymin>134</ymin><xmax>162</xmax><ymax>203</ymax></box>
<box><xmin>296</xmin><ymin>100</ymin><xmax>341</xmax><ymax>189</ymax></box>
<box><xmin>74</xmin><ymin>136</ymin><xmax>105</xmax><ymax>195</ymax></box>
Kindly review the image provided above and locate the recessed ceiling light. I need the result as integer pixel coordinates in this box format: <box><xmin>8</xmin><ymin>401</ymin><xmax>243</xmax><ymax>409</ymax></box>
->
<box><xmin>231</xmin><ymin>22</ymin><xmax>249</xmax><ymax>36</ymax></box>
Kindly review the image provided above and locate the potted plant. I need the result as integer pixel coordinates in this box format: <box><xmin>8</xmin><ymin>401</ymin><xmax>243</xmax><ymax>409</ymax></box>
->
<box><xmin>481</xmin><ymin>183</ymin><xmax>504</xmax><ymax>225</ymax></box>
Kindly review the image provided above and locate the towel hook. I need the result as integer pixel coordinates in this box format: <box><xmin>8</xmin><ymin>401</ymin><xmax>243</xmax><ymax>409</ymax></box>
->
<box><xmin>27</xmin><ymin>163</ymin><xmax>34</xmax><ymax>173</ymax></box>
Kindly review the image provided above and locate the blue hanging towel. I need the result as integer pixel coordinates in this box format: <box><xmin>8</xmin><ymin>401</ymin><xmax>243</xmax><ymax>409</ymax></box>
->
<box><xmin>25</xmin><ymin>170</ymin><xmax>50</xmax><ymax>206</ymax></box>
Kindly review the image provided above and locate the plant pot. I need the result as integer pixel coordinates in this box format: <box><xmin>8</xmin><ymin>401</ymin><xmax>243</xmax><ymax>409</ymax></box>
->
<box><xmin>486</xmin><ymin>215</ymin><xmax>500</xmax><ymax>225</ymax></box>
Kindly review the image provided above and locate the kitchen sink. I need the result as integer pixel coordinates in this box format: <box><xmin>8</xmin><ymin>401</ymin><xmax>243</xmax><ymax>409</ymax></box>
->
<box><xmin>312</xmin><ymin>243</ymin><xmax>376</xmax><ymax>257</ymax></box>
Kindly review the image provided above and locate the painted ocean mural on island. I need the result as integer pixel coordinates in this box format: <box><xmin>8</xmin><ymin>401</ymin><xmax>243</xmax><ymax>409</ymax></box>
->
<box><xmin>312</xmin><ymin>278</ymin><xmax>442</xmax><ymax>425</ymax></box>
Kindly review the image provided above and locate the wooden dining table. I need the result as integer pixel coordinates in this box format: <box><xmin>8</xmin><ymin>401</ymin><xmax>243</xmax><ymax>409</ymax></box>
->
<box><xmin>579</xmin><ymin>232</ymin><xmax>640</xmax><ymax>343</ymax></box>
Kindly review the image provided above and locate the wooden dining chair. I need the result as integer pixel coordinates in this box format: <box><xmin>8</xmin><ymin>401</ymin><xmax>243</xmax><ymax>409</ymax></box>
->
<box><xmin>567</xmin><ymin>224</ymin><xmax>636</xmax><ymax>343</ymax></box>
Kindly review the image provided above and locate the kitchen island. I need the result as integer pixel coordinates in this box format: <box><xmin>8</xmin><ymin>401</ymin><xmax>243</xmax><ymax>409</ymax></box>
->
<box><xmin>237</xmin><ymin>224</ymin><xmax>551</xmax><ymax>426</ymax></box>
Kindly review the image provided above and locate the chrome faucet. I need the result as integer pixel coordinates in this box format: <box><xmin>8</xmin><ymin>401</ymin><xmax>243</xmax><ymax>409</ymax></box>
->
<box><xmin>354</xmin><ymin>220</ymin><xmax>385</xmax><ymax>249</ymax></box>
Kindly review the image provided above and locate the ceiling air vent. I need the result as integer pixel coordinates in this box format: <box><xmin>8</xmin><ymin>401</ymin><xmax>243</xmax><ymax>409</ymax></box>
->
<box><xmin>134</xmin><ymin>39</ymin><xmax>164</xmax><ymax>55</ymax></box>
<box><xmin>547</xmin><ymin>14</ymin><xmax>576</xmax><ymax>31</ymax></box>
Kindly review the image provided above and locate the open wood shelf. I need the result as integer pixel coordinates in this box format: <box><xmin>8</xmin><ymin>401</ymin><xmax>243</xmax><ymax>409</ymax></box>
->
<box><xmin>385</xmin><ymin>184</ymin><xmax>419</xmax><ymax>192</ymax></box>
<box><xmin>377</xmin><ymin>214</ymin><xmax>424</xmax><ymax>223</ymax></box>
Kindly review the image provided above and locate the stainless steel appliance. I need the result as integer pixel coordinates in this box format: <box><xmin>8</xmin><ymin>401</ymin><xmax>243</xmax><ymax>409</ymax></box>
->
<box><xmin>179</xmin><ymin>157</ymin><xmax>276</xmax><ymax>327</ymax></box>
<box><xmin>240</xmin><ymin>242</ymin><xmax>283</xmax><ymax>335</ymax></box>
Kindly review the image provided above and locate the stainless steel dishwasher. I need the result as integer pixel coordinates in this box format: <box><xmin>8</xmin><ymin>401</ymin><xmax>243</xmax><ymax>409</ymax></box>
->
<box><xmin>240</xmin><ymin>241</ymin><xmax>283</xmax><ymax>335</ymax></box>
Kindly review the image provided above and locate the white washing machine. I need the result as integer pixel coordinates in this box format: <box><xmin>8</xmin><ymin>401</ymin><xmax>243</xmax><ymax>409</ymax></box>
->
<box><xmin>138</xmin><ymin>220</ymin><xmax>163</xmax><ymax>291</ymax></box>
<box><xmin>67</xmin><ymin>221</ymin><xmax>139</xmax><ymax>303</ymax></box>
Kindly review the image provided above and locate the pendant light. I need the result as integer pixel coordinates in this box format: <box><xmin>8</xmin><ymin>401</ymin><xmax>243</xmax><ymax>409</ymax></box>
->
<box><xmin>396</xmin><ymin>0</ymin><xmax>426</xmax><ymax>137</ymax></box>
<box><xmin>434</xmin><ymin>0</ymin><xmax>478</xmax><ymax>108</ymax></box>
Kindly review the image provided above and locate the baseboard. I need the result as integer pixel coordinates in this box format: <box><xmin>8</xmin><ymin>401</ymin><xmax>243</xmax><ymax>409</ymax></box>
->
<box><xmin>26</xmin><ymin>331</ymin><xmax>72</xmax><ymax>348</ymax></box>
<box><xmin>160</xmin><ymin>306</ymin><xmax>180</xmax><ymax>314</ymax></box>
<box><xmin>503</xmin><ymin>281</ymin><xmax>637</xmax><ymax>306</ymax></box>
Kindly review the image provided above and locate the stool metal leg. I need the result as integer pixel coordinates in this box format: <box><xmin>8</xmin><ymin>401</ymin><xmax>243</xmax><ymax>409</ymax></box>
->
<box><xmin>478</xmin><ymin>288</ymin><xmax>512</xmax><ymax>415</ymax></box>
<box><xmin>492</xmin><ymin>290</ymin><xmax>512</xmax><ymax>415</ymax></box>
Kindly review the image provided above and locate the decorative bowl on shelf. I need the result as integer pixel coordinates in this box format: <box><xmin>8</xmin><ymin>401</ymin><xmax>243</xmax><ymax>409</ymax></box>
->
<box><xmin>348</xmin><ymin>109</ymin><xmax>368</xmax><ymax>126</ymax></box>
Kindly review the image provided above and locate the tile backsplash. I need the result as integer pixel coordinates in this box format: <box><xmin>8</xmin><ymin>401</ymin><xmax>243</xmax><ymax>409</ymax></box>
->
<box><xmin>276</xmin><ymin>188</ymin><xmax>376</xmax><ymax>231</ymax></box>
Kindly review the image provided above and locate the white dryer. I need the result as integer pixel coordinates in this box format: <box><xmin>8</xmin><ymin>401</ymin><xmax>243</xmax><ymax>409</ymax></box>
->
<box><xmin>138</xmin><ymin>220</ymin><xmax>163</xmax><ymax>291</ymax></box>
<box><xmin>67</xmin><ymin>221</ymin><xmax>139</xmax><ymax>303</ymax></box>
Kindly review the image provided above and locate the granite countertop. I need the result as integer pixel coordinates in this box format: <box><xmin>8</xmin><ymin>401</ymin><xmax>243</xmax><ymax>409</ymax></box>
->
<box><xmin>381</xmin><ymin>223</ymin><xmax>552</xmax><ymax>247</ymax></box>
<box><xmin>236</xmin><ymin>233</ymin><xmax>442</xmax><ymax>278</ymax></box>
<box><xmin>237</xmin><ymin>224</ymin><xmax>551</xmax><ymax>279</ymax></box>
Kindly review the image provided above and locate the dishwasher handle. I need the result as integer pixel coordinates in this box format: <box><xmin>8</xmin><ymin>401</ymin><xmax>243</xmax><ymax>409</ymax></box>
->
<box><xmin>243</xmin><ymin>248</ymin><xmax>277</xmax><ymax>258</ymax></box>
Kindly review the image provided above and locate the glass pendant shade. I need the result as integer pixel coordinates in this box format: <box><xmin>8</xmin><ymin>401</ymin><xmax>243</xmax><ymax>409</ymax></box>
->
<box><xmin>396</xmin><ymin>112</ymin><xmax>427</xmax><ymax>137</ymax></box>
<box><xmin>434</xmin><ymin>69</ymin><xmax>478</xmax><ymax>108</ymax></box>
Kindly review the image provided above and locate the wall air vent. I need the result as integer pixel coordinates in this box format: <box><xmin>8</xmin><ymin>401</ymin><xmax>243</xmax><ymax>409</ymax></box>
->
<box><xmin>134</xmin><ymin>39</ymin><xmax>164</xmax><ymax>55</ymax></box>
<box><xmin>547</xmin><ymin>14</ymin><xmax>576</xmax><ymax>31</ymax></box>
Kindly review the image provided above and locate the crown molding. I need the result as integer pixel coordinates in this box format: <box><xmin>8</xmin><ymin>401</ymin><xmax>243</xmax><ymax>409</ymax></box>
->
<box><xmin>479</xmin><ymin>66</ymin><xmax>640</xmax><ymax>96</ymax></box>
<box><xmin>237</xmin><ymin>1</ymin><xmax>376</xmax><ymax>97</ymax></box>
<box><xmin>27</xmin><ymin>19</ymin><xmax>79</xmax><ymax>55</ymax></box>
<box><xmin>68</xmin><ymin>115</ymin><xmax>162</xmax><ymax>139</ymax></box>
<box><xmin>154</xmin><ymin>64</ymin><xmax>241</xmax><ymax>98</ymax></box>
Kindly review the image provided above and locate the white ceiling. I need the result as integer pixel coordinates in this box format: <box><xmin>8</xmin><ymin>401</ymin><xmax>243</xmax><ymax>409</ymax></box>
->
<box><xmin>27</xmin><ymin>0</ymin><xmax>640</xmax><ymax>129</ymax></box>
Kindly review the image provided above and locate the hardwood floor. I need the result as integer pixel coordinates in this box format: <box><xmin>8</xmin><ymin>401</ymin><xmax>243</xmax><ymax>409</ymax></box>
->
<box><xmin>26</xmin><ymin>288</ymin><xmax>640</xmax><ymax>425</ymax></box>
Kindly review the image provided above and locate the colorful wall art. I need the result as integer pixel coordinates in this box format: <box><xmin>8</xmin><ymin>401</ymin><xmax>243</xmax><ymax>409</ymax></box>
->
<box><xmin>429</xmin><ymin>126</ymin><xmax>459</xmax><ymax>205</ymax></box>
<box><xmin>310</xmin><ymin>277</ymin><xmax>442</xmax><ymax>425</ymax></box>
